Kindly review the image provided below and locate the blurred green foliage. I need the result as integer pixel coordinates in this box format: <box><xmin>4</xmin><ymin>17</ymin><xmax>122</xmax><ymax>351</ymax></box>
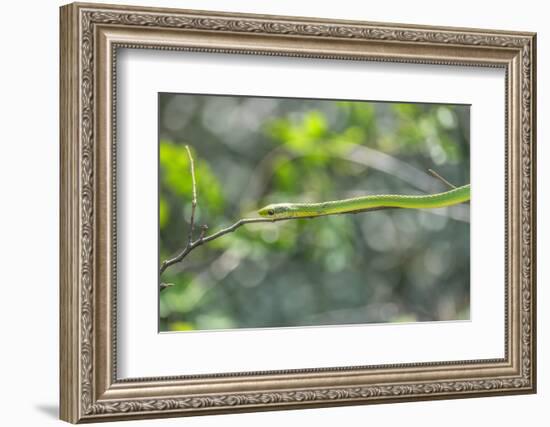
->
<box><xmin>159</xmin><ymin>94</ymin><xmax>470</xmax><ymax>332</ymax></box>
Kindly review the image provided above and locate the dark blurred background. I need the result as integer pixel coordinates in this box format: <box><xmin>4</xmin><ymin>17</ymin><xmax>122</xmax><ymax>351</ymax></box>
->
<box><xmin>158</xmin><ymin>93</ymin><xmax>470</xmax><ymax>332</ymax></box>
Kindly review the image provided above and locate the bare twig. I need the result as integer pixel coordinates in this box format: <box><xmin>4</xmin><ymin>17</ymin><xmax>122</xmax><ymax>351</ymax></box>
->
<box><xmin>185</xmin><ymin>145</ymin><xmax>198</xmax><ymax>244</ymax></box>
<box><xmin>159</xmin><ymin>209</ymin><xmax>389</xmax><ymax>281</ymax></box>
<box><xmin>427</xmin><ymin>168</ymin><xmax>457</xmax><ymax>189</ymax></box>
<box><xmin>198</xmin><ymin>224</ymin><xmax>208</xmax><ymax>240</ymax></box>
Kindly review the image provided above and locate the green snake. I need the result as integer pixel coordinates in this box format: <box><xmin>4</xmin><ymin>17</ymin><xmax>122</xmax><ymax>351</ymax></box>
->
<box><xmin>258</xmin><ymin>184</ymin><xmax>470</xmax><ymax>219</ymax></box>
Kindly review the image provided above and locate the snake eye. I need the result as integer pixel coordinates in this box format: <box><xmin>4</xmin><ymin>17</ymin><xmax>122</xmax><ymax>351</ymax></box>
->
<box><xmin>267</xmin><ymin>209</ymin><xmax>275</xmax><ymax>216</ymax></box>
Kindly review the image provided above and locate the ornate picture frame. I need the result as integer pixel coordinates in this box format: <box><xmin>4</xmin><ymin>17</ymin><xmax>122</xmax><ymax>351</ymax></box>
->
<box><xmin>60</xmin><ymin>2</ymin><xmax>536</xmax><ymax>423</ymax></box>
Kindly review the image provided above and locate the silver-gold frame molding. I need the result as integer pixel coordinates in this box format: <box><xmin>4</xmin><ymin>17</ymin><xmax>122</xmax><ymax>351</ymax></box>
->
<box><xmin>60</xmin><ymin>2</ymin><xmax>537</xmax><ymax>423</ymax></box>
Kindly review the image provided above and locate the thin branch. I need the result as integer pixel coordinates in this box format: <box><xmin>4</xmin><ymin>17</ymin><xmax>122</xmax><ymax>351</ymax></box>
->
<box><xmin>427</xmin><ymin>168</ymin><xmax>456</xmax><ymax>189</ymax></box>
<box><xmin>194</xmin><ymin>211</ymin><xmax>388</xmax><ymax>247</ymax></box>
<box><xmin>159</xmin><ymin>207</ymin><xmax>391</xmax><ymax>281</ymax></box>
<box><xmin>185</xmin><ymin>145</ymin><xmax>198</xmax><ymax>244</ymax></box>
<box><xmin>198</xmin><ymin>224</ymin><xmax>208</xmax><ymax>240</ymax></box>
<box><xmin>160</xmin><ymin>219</ymin><xmax>268</xmax><ymax>277</ymax></box>
<box><xmin>159</xmin><ymin>146</ymin><xmax>198</xmax><ymax>280</ymax></box>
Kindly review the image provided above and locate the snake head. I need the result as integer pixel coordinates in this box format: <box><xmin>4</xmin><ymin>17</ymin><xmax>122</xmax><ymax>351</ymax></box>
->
<box><xmin>257</xmin><ymin>203</ymin><xmax>292</xmax><ymax>219</ymax></box>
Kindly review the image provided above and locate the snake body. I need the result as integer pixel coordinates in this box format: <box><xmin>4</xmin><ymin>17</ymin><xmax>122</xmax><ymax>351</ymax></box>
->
<box><xmin>258</xmin><ymin>184</ymin><xmax>470</xmax><ymax>219</ymax></box>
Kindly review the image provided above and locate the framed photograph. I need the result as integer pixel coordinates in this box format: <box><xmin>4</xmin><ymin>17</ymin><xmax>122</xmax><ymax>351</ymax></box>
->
<box><xmin>60</xmin><ymin>2</ymin><xmax>537</xmax><ymax>423</ymax></box>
